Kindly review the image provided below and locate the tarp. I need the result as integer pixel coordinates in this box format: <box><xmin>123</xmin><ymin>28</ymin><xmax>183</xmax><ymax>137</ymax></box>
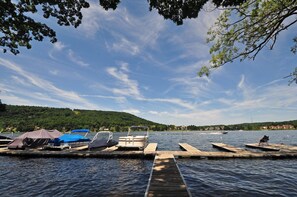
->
<box><xmin>8</xmin><ymin>129</ymin><xmax>63</xmax><ymax>149</ymax></box>
<box><xmin>52</xmin><ymin>134</ymin><xmax>90</xmax><ymax>145</ymax></box>
<box><xmin>71</xmin><ymin>129</ymin><xmax>90</xmax><ymax>133</ymax></box>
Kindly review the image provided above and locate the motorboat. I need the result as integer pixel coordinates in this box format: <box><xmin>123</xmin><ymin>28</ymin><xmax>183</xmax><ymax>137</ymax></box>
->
<box><xmin>221</xmin><ymin>131</ymin><xmax>228</xmax><ymax>134</ymax></box>
<box><xmin>0</xmin><ymin>135</ymin><xmax>13</xmax><ymax>147</ymax></box>
<box><xmin>8</xmin><ymin>129</ymin><xmax>62</xmax><ymax>149</ymax></box>
<box><xmin>117</xmin><ymin>126</ymin><xmax>149</xmax><ymax>150</ymax></box>
<box><xmin>44</xmin><ymin>129</ymin><xmax>90</xmax><ymax>150</ymax></box>
<box><xmin>88</xmin><ymin>131</ymin><xmax>118</xmax><ymax>150</ymax></box>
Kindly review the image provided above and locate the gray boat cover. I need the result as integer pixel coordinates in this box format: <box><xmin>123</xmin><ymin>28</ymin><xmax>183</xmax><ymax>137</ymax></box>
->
<box><xmin>8</xmin><ymin>129</ymin><xmax>62</xmax><ymax>149</ymax></box>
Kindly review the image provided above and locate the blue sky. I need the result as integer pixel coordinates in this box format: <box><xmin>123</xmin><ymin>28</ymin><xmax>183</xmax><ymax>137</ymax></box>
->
<box><xmin>1</xmin><ymin>1</ymin><xmax>297</xmax><ymax>126</ymax></box>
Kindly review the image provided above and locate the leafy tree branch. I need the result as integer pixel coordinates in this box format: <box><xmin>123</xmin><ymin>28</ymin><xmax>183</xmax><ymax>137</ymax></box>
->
<box><xmin>0</xmin><ymin>0</ymin><xmax>89</xmax><ymax>55</ymax></box>
<box><xmin>200</xmin><ymin>0</ymin><xmax>297</xmax><ymax>83</ymax></box>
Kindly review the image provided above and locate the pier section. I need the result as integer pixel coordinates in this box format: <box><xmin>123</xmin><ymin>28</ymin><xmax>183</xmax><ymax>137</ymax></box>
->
<box><xmin>145</xmin><ymin>153</ymin><xmax>191</xmax><ymax>197</ymax></box>
<box><xmin>212</xmin><ymin>143</ymin><xmax>249</xmax><ymax>153</ymax></box>
<box><xmin>2</xmin><ymin>143</ymin><xmax>297</xmax><ymax>159</ymax></box>
<box><xmin>144</xmin><ymin>143</ymin><xmax>158</xmax><ymax>155</ymax></box>
<box><xmin>179</xmin><ymin>143</ymin><xmax>201</xmax><ymax>153</ymax></box>
<box><xmin>245</xmin><ymin>143</ymin><xmax>280</xmax><ymax>151</ymax></box>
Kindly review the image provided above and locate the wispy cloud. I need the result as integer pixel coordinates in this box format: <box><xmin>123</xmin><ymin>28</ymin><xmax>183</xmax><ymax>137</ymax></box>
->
<box><xmin>48</xmin><ymin>41</ymin><xmax>89</xmax><ymax>68</ymax></box>
<box><xmin>0</xmin><ymin>58</ymin><xmax>99</xmax><ymax>109</ymax></box>
<box><xmin>122</xmin><ymin>108</ymin><xmax>141</xmax><ymax>114</ymax></box>
<box><xmin>169</xmin><ymin>75</ymin><xmax>212</xmax><ymax>98</ymax></box>
<box><xmin>107</xmin><ymin>38</ymin><xmax>140</xmax><ymax>55</ymax></box>
<box><xmin>79</xmin><ymin>3</ymin><xmax>109</xmax><ymax>38</ymax></box>
<box><xmin>67</xmin><ymin>49</ymin><xmax>90</xmax><ymax>67</ymax></box>
<box><xmin>48</xmin><ymin>41</ymin><xmax>66</xmax><ymax>59</ymax></box>
<box><xmin>80</xmin><ymin>94</ymin><xmax>127</xmax><ymax>104</ymax></box>
<box><xmin>79</xmin><ymin>2</ymin><xmax>166</xmax><ymax>55</ymax></box>
<box><xmin>106</xmin><ymin>64</ymin><xmax>141</xmax><ymax>97</ymax></box>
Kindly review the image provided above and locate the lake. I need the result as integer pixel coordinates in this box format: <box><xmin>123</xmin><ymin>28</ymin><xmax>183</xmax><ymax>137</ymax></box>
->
<box><xmin>1</xmin><ymin>130</ymin><xmax>297</xmax><ymax>196</ymax></box>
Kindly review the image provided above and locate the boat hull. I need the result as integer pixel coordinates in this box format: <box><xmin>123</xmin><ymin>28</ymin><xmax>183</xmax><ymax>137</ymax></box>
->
<box><xmin>117</xmin><ymin>136</ymin><xmax>148</xmax><ymax>150</ymax></box>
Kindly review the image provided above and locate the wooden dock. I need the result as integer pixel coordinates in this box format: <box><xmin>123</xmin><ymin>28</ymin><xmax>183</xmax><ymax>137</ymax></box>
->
<box><xmin>145</xmin><ymin>153</ymin><xmax>191</xmax><ymax>197</ymax></box>
<box><xmin>212</xmin><ymin>143</ymin><xmax>248</xmax><ymax>153</ymax></box>
<box><xmin>144</xmin><ymin>143</ymin><xmax>158</xmax><ymax>155</ymax></box>
<box><xmin>179</xmin><ymin>143</ymin><xmax>201</xmax><ymax>153</ymax></box>
<box><xmin>245</xmin><ymin>143</ymin><xmax>297</xmax><ymax>152</ymax></box>
<box><xmin>2</xmin><ymin>143</ymin><xmax>297</xmax><ymax>159</ymax></box>
<box><xmin>245</xmin><ymin>143</ymin><xmax>280</xmax><ymax>151</ymax></box>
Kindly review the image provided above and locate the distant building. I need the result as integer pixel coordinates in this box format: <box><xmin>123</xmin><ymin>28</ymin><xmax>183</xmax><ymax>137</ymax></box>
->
<box><xmin>261</xmin><ymin>125</ymin><xmax>295</xmax><ymax>130</ymax></box>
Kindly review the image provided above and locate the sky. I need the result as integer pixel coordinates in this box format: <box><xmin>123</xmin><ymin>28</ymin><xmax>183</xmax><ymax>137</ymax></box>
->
<box><xmin>1</xmin><ymin>1</ymin><xmax>297</xmax><ymax>126</ymax></box>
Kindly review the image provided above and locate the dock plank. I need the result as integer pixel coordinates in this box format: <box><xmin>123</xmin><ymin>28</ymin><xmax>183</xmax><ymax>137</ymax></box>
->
<box><xmin>145</xmin><ymin>154</ymin><xmax>191</xmax><ymax>197</ymax></box>
<box><xmin>144</xmin><ymin>143</ymin><xmax>158</xmax><ymax>154</ymax></box>
<box><xmin>179</xmin><ymin>143</ymin><xmax>201</xmax><ymax>153</ymax></box>
<box><xmin>212</xmin><ymin>143</ymin><xmax>249</xmax><ymax>153</ymax></box>
<box><xmin>245</xmin><ymin>143</ymin><xmax>280</xmax><ymax>151</ymax></box>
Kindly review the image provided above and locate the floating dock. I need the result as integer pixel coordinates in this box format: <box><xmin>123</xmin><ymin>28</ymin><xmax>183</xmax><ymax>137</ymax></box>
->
<box><xmin>212</xmin><ymin>143</ymin><xmax>249</xmax><ymax>153</ymax></box>
<box><xmin>1</xmin><ymin>143</ymin><xmax>297</xmax><ymax>159</ymax></box>
<box><xmin>245</xmin><ymin>143</ymin><xmax>297</xmax><ymax>152</ymax></box>
<box><xmin>144</xmin><ymin>143</ymin><xmax>158</xmax><ymax>155</ymax></box>
<box><xmin>179</xmin><ymin>143</ymin><xmax>201</xmax><ymax>153</ymax></box>
<box><xmin>145</xmin><ymin>153</ymin><xmax>191</xmax><ymax>197</ymax></box>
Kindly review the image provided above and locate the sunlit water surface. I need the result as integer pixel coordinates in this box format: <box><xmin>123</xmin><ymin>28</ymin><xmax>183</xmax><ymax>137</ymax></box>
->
<box><xmin>1</xmin><ymin>130</ymin><xmax>297</xmax><ymax>196</ymax></box>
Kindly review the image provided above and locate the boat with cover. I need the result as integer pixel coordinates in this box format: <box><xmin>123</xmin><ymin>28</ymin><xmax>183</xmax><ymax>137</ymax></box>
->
<box><xmin>88</xmin><ymin>131</ymin><xmax>118</xmax><ymax>150</ymax></box>
<box><xmin>45</xmin><ymin>129</ymin><xmax>90</xmax><ymax>150</ymax></box>
<box><xmin>7</xmin><ymin>129</ymin><xmax>62</xmax><ymax>149</ymax></box>
<box><xmin>117</xmin><ymin>126</ymin><xmax>149</xmax><ymax>150</ymax></box>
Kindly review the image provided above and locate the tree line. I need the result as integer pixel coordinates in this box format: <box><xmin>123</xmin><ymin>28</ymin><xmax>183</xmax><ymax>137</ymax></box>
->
<box><xmin>187</xmin><ymin>121</ymin><xmax>297</xmax><ymax>131</ymax></box>
<box><xmin>1</xmin><ymin>104</ymin><xmax>296</xmax><ymax>132</ymax></box>
<box><xmin>0</xmin><ymin>105</ymin><xmax>167</xmax><ymax>132</ymax></box>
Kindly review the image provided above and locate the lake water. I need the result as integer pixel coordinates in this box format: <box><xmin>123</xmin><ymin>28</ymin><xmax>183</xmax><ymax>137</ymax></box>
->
<box><xmin>1</xmin><ymin>130</ymin><xmax>297</xmax><ymax>196</ymax></box>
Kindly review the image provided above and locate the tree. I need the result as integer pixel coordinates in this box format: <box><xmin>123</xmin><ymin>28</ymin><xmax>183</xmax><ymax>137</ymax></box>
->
<box><xmin>1</xmin><ymin>0</ymin><xmax>245</xmax><ymax>55</ymax></box>
<box><xmin>199</xmin><ymin>0</ymin><xmax>297</xmax><ymax>85</ymax></box>
<box><xmin>100</xmin><ymin>0</ymin><xmax>246</xmax><ymax>25</ymax></box>
<box><xmin>1</xmin><ymin>0</ymin><xmax>90</xmax><ymax>55</ymax></box>
<box><xmin>0</xmin><ymin>99</ymin><xmax>6</xmax><ymax>112</ymax></box>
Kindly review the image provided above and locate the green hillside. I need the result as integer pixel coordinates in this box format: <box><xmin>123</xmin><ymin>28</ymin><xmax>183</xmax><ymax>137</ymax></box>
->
<box><xmin>0</xmin><ymin>105</ymin><xmax>167</xmax><ymax>132</ymax></box>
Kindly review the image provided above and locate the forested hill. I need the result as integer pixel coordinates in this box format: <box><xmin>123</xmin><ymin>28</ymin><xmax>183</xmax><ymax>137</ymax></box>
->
<box><xmin>0</xmin><ymin>105</ymin><xmax>167</xmax><ymax>132</ymax></box>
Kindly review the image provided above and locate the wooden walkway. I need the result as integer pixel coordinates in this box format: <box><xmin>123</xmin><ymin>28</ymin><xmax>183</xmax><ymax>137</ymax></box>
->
<box><xmin>212</xmin><ymin>143</ymin><xmax>248</xmax><ymax>153</ymax></box>
<box><xmin>245</xmin><ymin>143</ymin><xmax>280</xmax><ymax>151</ymax></box>
<box><xmin>144</xmin><ymin>143</ymin><xmax>158</xmax><ymax>155</ymax></box>
<box><xmin>2</xmin><ymin>143</ymin><xmax>297</xmax><ymax>159</ymax></box>
<box><xmin>245</xmin><ymin>143</ymin><xmax>297</xmax><ymax>152</ymax></box>
<box><xmin>179</xmin><ymin>143</ymin><xmax>201</xmax><ymax>153</ymax></box>
<box><xmin>145</xmin><ymin>153</ymin><xmax>191</xmax><ymax>197</ymax></box>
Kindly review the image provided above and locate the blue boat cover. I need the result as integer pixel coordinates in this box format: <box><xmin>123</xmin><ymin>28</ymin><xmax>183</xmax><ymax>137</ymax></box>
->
<box><xmin>52</xmin><ymin>134</ymin><xmax>90</xmax><ymax>145</ymax></box>
<box><xmin>71</xmin><ymin>129</ymin><xmax>90</xmax><ymax>133</ymax></box>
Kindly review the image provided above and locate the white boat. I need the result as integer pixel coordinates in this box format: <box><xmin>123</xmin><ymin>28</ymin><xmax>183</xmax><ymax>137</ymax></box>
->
<box><xmin>117</xmin><ymin>126</ymin><xmax>149</xmax><ymax>150</ymax></box>
<box><xmin>0</xmin><ymin>135</ymin><xmax>13</xmax><ymax>147</ymax></box>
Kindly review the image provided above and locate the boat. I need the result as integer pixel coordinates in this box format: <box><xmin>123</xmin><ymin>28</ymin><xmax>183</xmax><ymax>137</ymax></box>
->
<box><xmin>117</xmin><ymin>126</ymin><xmax>149</xmax><ymax>150</ymax></box>
<box><xmin>44</xmin><ymin>129</ymin><xmax>91</xmax><ymax>150</ymax></box>
<box><xmin>8</xmin><ymin>129</ymin><xmax>63</xmax><ymax>149</ymax></box>
<box><xmin>0</xmin><ymin>135</ymin><xmax>13</xmax><ymax>147</ymax></box>
<box><xmin>88</xmin><ymin>131</ymin><xmax>118</xmax><ymax>150</ymax></box>
<box><xmin>221</xmin><ymin>131</ymin><xmax>228</xmax><ymax>134</ymax></box>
